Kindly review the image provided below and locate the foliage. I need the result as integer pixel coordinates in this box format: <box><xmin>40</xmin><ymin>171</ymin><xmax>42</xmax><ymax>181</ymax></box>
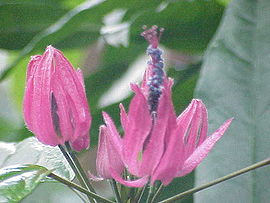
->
<box><xmin>195</xmin><ymin>0</ymin><xmax>270</xmax><ymax>202</ymax></box>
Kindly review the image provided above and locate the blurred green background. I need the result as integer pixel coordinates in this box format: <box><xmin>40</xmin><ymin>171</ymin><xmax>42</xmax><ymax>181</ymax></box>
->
<box><xmin>1</xmin><ymin>0</ymin><xmax>269</xmax><ymax>202</ymax></box>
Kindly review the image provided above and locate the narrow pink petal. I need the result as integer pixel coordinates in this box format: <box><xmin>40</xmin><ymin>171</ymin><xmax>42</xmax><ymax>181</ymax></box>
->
<box><xmin>51</xmin><ymin>79</ymin><xmax>73</xmax><ymax>141</ymax></box>
<box><xmin>177</xmin><ymin>118</ymin><xmax>233</xmax><ymax>177</ymax></box>
<box><xmin>141</xmin><ymin>66</ymin><xmax>151</xmax><ymax>89</ymax></box>
<box><xmin>151</xmin><ymin>123</ymin><xmax>184</xmax><ymax>185</ymax></box>
<box><xmin>138</xmin><ymin>78</ymin><xmax>174</xmax><ymax>176</ymax></box>
<box><xmin>26</xmin><ymin>55</ymin><xmax>42</xmax><ymax>81</ymax></box>
<box><xmin>52</xmin><ymin>47</ymin><xmax>91</xmax><ymax>145</ymax></box>
<box><xmin>111</xmin><ymin>168</ymin><xmax>149</xmax><ymax>188</ymax></box>
<box><xmin>176</xmin><ymin>99</ymin><xmax>197</xmax><ymax>125</ymax></box>
<box><xmin>119</xmin><ymin>103</ymin><xmax>128</xmax><ymax>132</ymax></box>
<box><xmin>197</xmin><ymin>101</ymin><xmax>208</xmax><ymax>146</ymax></box>
<box><xmin>184</xmin><ymin>101</ymin><xmax>203</xmax><ymax>158</ymax></box>
<box><xmin>151</xmin><ymin>79</ymin><xmax>184</xmax><ymax>186</ymax></box>
<box><xmin>176</xmin><ymin>99</ymin><xmax>205</xmax><ymax>160</ymax></box>
<box><xmin>96</xmin><ymin>125</ymin><xmax>124</xmax><ymax>179</ymax></box>
<box><xmin>31</xmin><ymin>47</ymin><xmax>62</xmax><ymax>146</ymax></box>
<box><xmin>23</xmin><ymin>55</ymin><xmax>42</xmax><ymax>130</ymax></box>
<box><xmin>76</xmin><ymin>69</ymin><xmax>85</xmax><ymax>87</ymax></box>
<box><xmin>102</xmin><ymin>112</ymin><xmax>122</xmax><ymax>155</ymax></box>
<box><xmin>122</xmin><ymin>84</ymin><xmax>152</xmax><ymax>176</ymax></box>
<box><xmin>96</xmin><ymin>125</ymin><xmax>111</xmax><ymax>178</ymax></box>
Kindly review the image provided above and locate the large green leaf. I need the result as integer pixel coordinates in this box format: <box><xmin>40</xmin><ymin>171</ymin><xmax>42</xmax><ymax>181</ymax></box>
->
<box><xmin>0</xmin><ymin>165</ymin><xmax>50</xmax><ymax>203</ymax></box>
<box><xmin>130</xmin><ymin>0</ymin><xmax>223</xmax><ymax>53</ymax></box>
<box><xmin>195</xmin><ymin>0</ymin><xmax>270</xmax><ymax>202</ymax></box>
<box><xmin>0</xmin><ymin>0</ymin><xmax>67</xmax><ymax>50</ymax></box>
<box><xmin>0</xmin><ymin>137</ymin><xmax>74</xmax><ymax>180</ymax></box>
<box><xmin>0</xmin><ymin>0</ymin><xmax>223</xmax><ymax>81</ymax></box>
<box><xmin>0</xmin><ymin>0</ymin><xmax>106</xmax><ymax>81</ymax></box>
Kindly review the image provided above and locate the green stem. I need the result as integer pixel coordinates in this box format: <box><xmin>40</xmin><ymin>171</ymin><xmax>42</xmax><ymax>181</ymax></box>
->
<box><xmin>159</xmin><ymin>158</ymin><xmax>270</xmax><ymax>203</ymax></box>
<box><xmin>48</xmin><ymin>173</ymin><xmax>114</xmax><ymax>203</ymax></box>
<box><xmin>58</xmin><ymin>145</ymin><xmax>95</xmax><ymax>203</ymax></box>
<box><xmin>136</xmin><ymin>185</ymin><xmax>147</xmax><ymax>203</ymax></box>
<box><xmin>69</xmin><ymin>187</ymin><xmax>88</xmax><ymax>203</ymax></box>
<box><xmin>146</xmin><ymin>184</ymin><xmax>155</xmax><ymax>203</ymax></box>
<box><xmin>150</xmin><ymin>184</ymin><xmax>163</xmax><ymax>203</ymax></box>
<box><xmin>65</xmin><ymin>142</ymin><xmax>96</xmax><ymax>193</ymax></box>
<box><xmin>110</xmin><ymin>179</ymin><xmax>122</xmax><ymax>203</ymax></box>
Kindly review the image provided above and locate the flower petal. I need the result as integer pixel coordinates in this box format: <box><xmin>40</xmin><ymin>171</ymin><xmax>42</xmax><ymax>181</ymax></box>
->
<box><xmin>183</xmin><ymin>100</ymin><xmax>204</xmax><ymax>158</ymax></box>
<box><xmin>151</xmin><ymin>79</ymin><xmax>183</xmax><ymax>185</ymax></box>
<box><xmin>122</xmin><ymin>84</ymin><xmax>152</xmax><ymax>176</ymax></box>
<box><xmin>75</xmin><ymin>68</ymin><xmax>85</xmax><ymax>87</ymax></box>
<box><xmin>110</xmin><ymin>168</ymin><xmax>149</xmax><ymax>188</ymax></box>
<box><xmin>26</xmin><ymin>55</ymin><xmax>42</xmax><ymax>81</ymax></box>
<box><xmin>102</xmin><ymin>112</ymin><xmax>122</xmax><ymax>155</ymax></box>
<box><xmin>96</xmin><ymin>123</ymin><xmax>124</xmax><ymax>179</ymax></box>
<box><xmin>96</xmin><ymin>126</ymin><xmax>110</xmax><ymax>178</ymax></box>
<box><xmin>23</xmin><ymin>55</ymin><xmax>42</xmax><ymax>131</ymax></box>
<box><xmin>140</xmin><ymin>79</ymin><xmax>174</xmax><ymax>175</ymax></box>
<box><xmin>177</xmin><ymin>118</ymin><xmax>233</xmax><ymax>177</ymax></box>
<box><xmin>197</xmin><ymin>101</ymin><xmax>208</xmax><ymax>146</ymax></box>
<box><xmin>52</xmin><ymin>46</ymin><xmax>91</xmax><ymax>145</ymax></box>
<box><xmin>29</xmin><ymin>47</ymin><xmax>63</xmax><ymax>146</ymax></box>
<box><xmin>119</xmin><ymin>103</ymin><xmax>128</xmax><ymax>132</ymax></box>
<box><xmin>176</xmin><ymin>99</ymin><xmax>208</xmax><ymax>160</ymax></box>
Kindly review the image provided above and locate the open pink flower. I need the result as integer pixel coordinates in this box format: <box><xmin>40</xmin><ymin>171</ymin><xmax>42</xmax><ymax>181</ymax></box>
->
<box><xmin>99</xmin><ymin>26</ymin><xmax>233</xmax><ymax>187</ymax></box>
<box><xmin>23</xmin><ymin>45</ymin><xmax>91</xmax><ymax>151</ymax></box>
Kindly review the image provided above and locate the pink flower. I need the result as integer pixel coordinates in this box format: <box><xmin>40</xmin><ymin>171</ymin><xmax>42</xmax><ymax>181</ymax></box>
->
<box><xmin>89</xmin><ymin>112</ymin><xmax>148</xmax><ymax>187</ymax></box>
<box><xmin>23</xmin><ymin>45</ymin><xmax>91</xmax><ymax>151</ymax></box>
<box><xmin>100</xmin><ymin>26</ymin><xmax>233</xmax><ymax>187</ymax></box>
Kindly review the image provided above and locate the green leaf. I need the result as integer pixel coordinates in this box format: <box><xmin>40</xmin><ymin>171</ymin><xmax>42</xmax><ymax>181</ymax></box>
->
<box><xmin>195</xmin><ymin>0</ymin><xmax>270</xmax><ymax>202</ymax></box>
<box><xmin>0</xmin><ymin>137</ymin><xmax>74</xmax><ymax>180</ymax></box>
<box><xmin>130</xmin><ymin>0</ymin><xmax>224</xmax><ymax>53</ymax></box>
<box><xmin>0</xmin><ymin>165</ymin><xmax>50</xmax><ymax>203</ymax></box>
<box><xmin>0</xmin><ymin>0</ymin><xmax>106</xmax><ymax>81</ymax></box>
<box><xmin>0</xmin><ymin>0</ymin><xmax>223</xmax><ymax>82</ymax></box>
<box><xmin>215</xmin><ymin>0</ymin><xmax>231</xmax><ymax>6</ymax></box>
<box><xmin>0</xmin><ymin>0</ymin><xmax>68</xmax><ymax>50</ymax></box>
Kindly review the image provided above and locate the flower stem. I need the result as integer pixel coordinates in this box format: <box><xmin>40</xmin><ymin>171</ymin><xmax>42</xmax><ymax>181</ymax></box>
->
<box><xmin>146</xmin><ymin>184</ymin><xmax>156</xmax><ymax>203</ymax></box>
<box><xmin>159</xmin><ymin>158</ymin><xmax>270</xmax><ymax>203</ymax></box>
<box><xmin>109</xmin><ymin>179</ymin><xmax>122</xmax><ymax>203</ymax></box>
<box><xmin>150</xmin><ymin>184</ymin><xmax>163</xmax><ymax>203</ymax></box>
<box><xmin>58</xmin><ymin>145</ymin><xmax>95</xmax><ymax>203</ymax></box>
<box><xmin>48</xmin><ymin>173</ymin><xmax>114</xmax><ymax>203</ymax></box>
<box><xmin>65</xmin><ymin>142</ymin><xmax>96</xmax><ymax>193</ymax></box>
<box><xmin>136</xmin><ymin>185</ymin><xmax>147</xmax><ymax>203</ymax></box>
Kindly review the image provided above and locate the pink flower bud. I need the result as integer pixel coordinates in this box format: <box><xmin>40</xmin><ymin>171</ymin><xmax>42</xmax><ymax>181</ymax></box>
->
<box><xmin>23</xmin><ymin>45</ymin><xmax>91</xmax><ymax>151</ymax></box>
<box><xmin>96</xmin><ymin>113</ymin><xmax>124</xmax><ymax>179</ymax></box>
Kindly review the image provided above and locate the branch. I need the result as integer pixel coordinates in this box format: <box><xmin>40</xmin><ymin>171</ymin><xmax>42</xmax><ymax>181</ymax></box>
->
<box><xmin>159</xmin><ymin>158</ymin><xmax>270</xmax><ymax>203</ymax></box>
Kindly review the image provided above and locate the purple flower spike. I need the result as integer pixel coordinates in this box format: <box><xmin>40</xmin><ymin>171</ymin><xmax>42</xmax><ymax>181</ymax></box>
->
<box><xmin>23</xmin><ymin>46</ymin><xmax>91</xmax><ymax>151</ymax></box>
